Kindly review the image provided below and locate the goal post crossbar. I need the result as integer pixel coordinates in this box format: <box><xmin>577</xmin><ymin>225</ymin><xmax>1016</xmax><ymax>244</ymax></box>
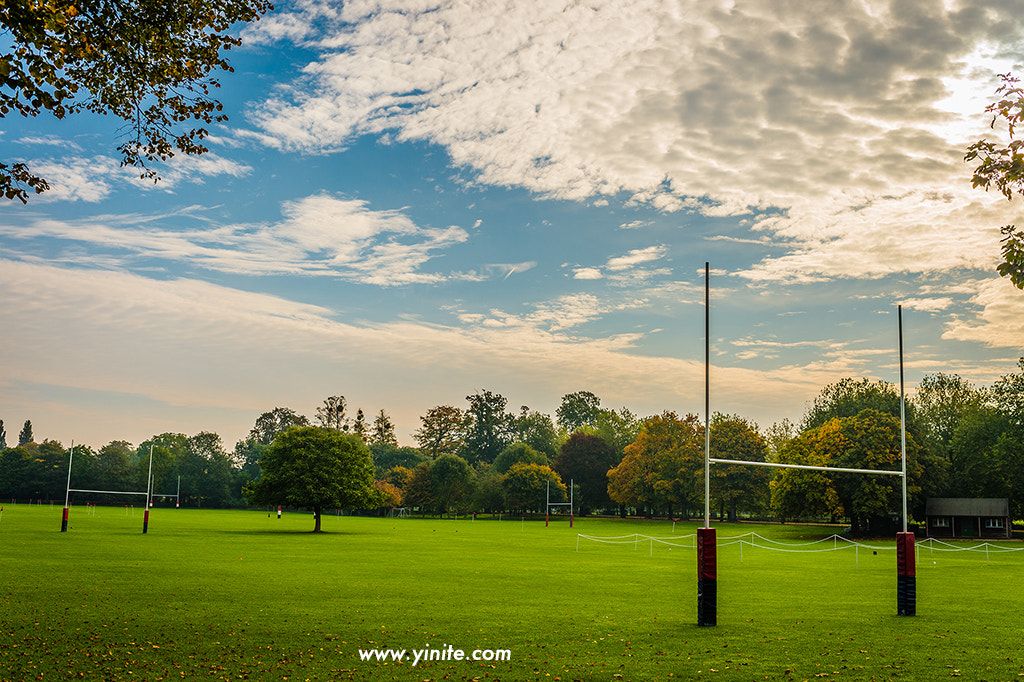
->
<box><xmin>708</xmin><ymin>458</ymin><xmax>904</xmax><ymax>477</ymax></box>
<box><xmin>68</xmin><ymin>488</ymin><xmax>149</xmax><ymax>496</ymax></box>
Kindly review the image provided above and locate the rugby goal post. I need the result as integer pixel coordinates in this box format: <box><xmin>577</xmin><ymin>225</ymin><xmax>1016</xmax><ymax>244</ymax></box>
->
<box><xmin>698</xmin><ymin>264</ymin><xmax>914</xmax><ymax>625</ymax></box>
<box><xmin>63</xmin><ymin>443</ymin><xmax>156</xmax><ymax>534</ymax></box>
<box><xmin>545</xmin><ymin>478</ymin><xmax>574</xmax><ymax>528</ymax></box>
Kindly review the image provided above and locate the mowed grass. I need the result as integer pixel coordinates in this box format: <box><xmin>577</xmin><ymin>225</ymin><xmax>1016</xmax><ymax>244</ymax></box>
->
<box><xmin>2</xmin><ymin>506</ymin><xmax>1023</xmax><ymax>682</ymax></box>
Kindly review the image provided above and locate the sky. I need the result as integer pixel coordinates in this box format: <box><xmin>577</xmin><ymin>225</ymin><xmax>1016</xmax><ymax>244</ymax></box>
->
<box><xmin>2</xmin><ymin>0</ymin><xmax>1023</xmax><ymax>452</ymax></box>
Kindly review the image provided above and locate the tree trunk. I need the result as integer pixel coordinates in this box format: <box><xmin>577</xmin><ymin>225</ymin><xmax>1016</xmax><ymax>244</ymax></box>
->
<box><xmin>313</xmin><ymin>507</ymin><xmax>322</xmax><ymax>532</ymax></box>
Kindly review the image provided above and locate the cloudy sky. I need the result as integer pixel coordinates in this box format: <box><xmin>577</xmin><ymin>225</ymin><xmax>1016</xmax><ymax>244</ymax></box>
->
<box><xmin>2</xmin><ymin>0</ymin><xmax>1023</xmax><ymax>451</ymax></box>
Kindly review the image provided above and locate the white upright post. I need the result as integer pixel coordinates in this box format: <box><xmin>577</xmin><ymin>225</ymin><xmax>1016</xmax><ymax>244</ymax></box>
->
<box><xmin>61</xmin><ymin>441</ymin><xmax>74</xmax><ymax>532</ymax></box>
<box><xmin>899</xmin><ymin>305</ymin><xmax>907</xmax><ymax>533</ymax></box>
<box><xmin>143</xmin><ymin>444</ymin><xmax>154</xmax><ymax>534</ymax></box>
<box><xmin>704</xmin><ymin>262</ymin><xmax>711</xmax><ymax>528</ymax></box>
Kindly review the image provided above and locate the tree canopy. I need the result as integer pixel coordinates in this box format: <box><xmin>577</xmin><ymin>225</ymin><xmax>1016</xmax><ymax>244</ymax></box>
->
<box><xmin>244</xmin><ymin>426</ymin><xmax>377</xmax><ymax>532</ymax></box>
<box><xmin>0</xmin><ymin>0</ymin><xmax>273</xmax><ymax>202</ymax></box>
<box><xmin>965</xmin><ymin>73</ymin><xmax>1024</xmax><ymax>288</ymax></box>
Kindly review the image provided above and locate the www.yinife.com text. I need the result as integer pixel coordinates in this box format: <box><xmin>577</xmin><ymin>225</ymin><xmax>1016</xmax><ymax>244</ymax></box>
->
<box><xmin>358</xmin><ymin>644</ymin><xmax>511</xmax><ymax>666</ymax></box>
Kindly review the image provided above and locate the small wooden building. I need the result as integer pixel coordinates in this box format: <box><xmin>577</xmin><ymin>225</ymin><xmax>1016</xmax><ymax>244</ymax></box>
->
<box><xmin>925</xmin><ymin>498</ymin><xmax>1011</xmax><ymax>539</ymax></box>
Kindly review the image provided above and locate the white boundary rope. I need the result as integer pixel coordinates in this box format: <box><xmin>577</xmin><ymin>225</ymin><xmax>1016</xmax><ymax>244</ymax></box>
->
<box><xmin>576</xmin><ymin>532</ymin><xmax>1024</xmax><ymax>559</ymax></box>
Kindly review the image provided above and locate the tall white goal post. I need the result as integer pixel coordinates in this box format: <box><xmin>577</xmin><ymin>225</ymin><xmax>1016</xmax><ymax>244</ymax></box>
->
<box><xmin>62</xmin><ymin>443</ymin><xmax>156</xmax><ymax>534</ymax></box>
<box><xmin>698</xmin><ymin>262</ymin><xmax>915</xmax><ymax>626</ymax></box>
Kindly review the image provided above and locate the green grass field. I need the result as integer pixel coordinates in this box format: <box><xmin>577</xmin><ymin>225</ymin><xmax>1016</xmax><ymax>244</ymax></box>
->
<box><xmin>2</xmin><ymin>505</ymin><xmax>1023</xmax><ymax>681</ymax></box>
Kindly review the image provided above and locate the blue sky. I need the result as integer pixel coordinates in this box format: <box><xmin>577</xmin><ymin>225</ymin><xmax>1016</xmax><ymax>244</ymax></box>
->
<box><xmin>2</xmin><ymin>0</ymin><xmax>1023</xmax><ymax>451</ymax></box>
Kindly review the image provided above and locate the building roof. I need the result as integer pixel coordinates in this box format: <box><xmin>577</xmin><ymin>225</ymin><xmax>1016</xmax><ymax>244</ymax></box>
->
<box><xmin>925</xmin><ymin>498</ymin><xmax>1009</xmax><ymax>517</ymax></box>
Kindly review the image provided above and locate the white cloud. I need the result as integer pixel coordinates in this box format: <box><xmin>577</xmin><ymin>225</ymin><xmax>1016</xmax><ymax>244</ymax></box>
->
<box><xmin>0</xmin><ymin>194</ymin><xmax>469</xmax><ymax>286</ymax></box>
<box><xmin>605</xmin><ymin>245</ymin><xmax>667</xmax><ymax>271</ymax></box>
<box><xmin>573</xmin><ymin>267</ymin><xmax>603</xmax><ymax>280</ymax></box>
<box><xmin>27</xmin><ymin>153</ymin><xmax>253</xmax><ymax>203</ymax></box>
<box><xmin>244</xmin><ymin>0</ymin><xmax>1024</xmax><ymax>282</ymax></box>
<box><xmin>0</xmin><ymin>259</ymin><xmax>845</xmax><ymax>445</ymax></box>
<box><xmin>942</xmin><ymin>278</ymin><xmax>1024</xmax><ymax>348</ymax></box>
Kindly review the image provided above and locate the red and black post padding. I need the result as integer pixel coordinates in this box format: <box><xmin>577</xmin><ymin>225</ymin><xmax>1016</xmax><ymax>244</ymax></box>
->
<box><xmin>61</xmin><ymin>507</ymin><xmax>69</xmax><ymax>533</ymax></box>
<box><xmin>896</xmin><ymin>531</ymin><xmax>916</xmax><ymax>616</ymax></box>
<box><xmin>143</xmin><ymin>509</ymin><xmax>150</xmax><ymax>534</ymax></box>
<box><xmin>697</xmin><ymin>527</ymin><xmax>717</xmax><ymax>626</ymax></box>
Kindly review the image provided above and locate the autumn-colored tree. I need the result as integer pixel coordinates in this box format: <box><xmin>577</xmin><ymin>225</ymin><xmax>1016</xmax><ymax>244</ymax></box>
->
<box><xmin>502</xmin><ymin>463</ymin><xmax>565</xmax><ymax>515</ymax></box>
<box><xmin>606</xmin><ymin>412</ymin><xmax>704</xmax><ymax>518</ymax></box>
<box><xmin>771</xmin><ymin>409</ymin><xmax>922</xmax><ymax>535</ymax></box>
<box><xmin>1</xmin><ymin>0</ymin><xmax>272</xmax><ymax>202</ymax></box>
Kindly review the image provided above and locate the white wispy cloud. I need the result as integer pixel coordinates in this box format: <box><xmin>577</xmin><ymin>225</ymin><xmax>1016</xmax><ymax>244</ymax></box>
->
<box><xmin>243</xmin><ymin>0</ymin><xmax>1024</xmax><ymax>283</ymax></box>
<box><xmin>0</xmin><ymin>194</ymin><xmax>469</xmax><ymax>286</ymax></box>
<box><xmin>27</xmin><ymin>153</ymin><xmax>253</xmax><ymax>203</ymax></box>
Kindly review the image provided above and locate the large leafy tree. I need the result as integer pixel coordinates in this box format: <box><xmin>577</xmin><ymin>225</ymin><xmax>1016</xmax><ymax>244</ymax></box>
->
<box><xmin>244</xmin><ymin>426</ymin><xmax>377</xmax><ymax>532</ymax></box>
<box><xmin>430</xmin><ymin>453</ymin><xmax>474</xmax><ymax>516</ymax></box>
<box><xmin>414</xmin><ymin>405</ymin><xmax>468</xmax><ymax>458</ymax></box>
<box><xmin>551</xmin><ymin>433</ymin><xmax>617</xmax><ymax>514</ymax></box>
<box><xmin>607</xmin><ymin>412</ymin><xmax>704</xmax><ymax>518</ymax></box>
<box><xmin>249</xmin><ymin>407</ymin><xmax>308</xmax><ymax>445</ymax></box>
<box><xmin>493</xmin><ymin>442</ymin><xmax>547</xmax><ymax>474</ymax></box>
<box><xmin>18</xmin><ymin>419</ymin><xmax>33</xmax><ymax>446</ymax></box>
<box><xmin>965</xmin><ymin>73</ymin><xmax>1024</xmax><ymax>288</ymax></box>
<box><xmin>513</xmin><ymin>407</ymin><xmax>558</xmax><ymax>459</ymax></box>
<box><xmin>502</xmin><ymin>463</ymin><xmax>565</xmax><ymax>515</ymax></box>
<box><xmin>369</xmin><ymin>409</ymin><xmax>398</xmax><ymax>447</ymax></box>
<box><xmin>709</xmin><ymin>413</ymin><xmax>771</xmax><ymax>522</ymax></box>
<box><xmin>772</xmin><ymin>409</ymin><xmax>923</xmax><ymax>535</ymax></box>
<box><xmin>315</xmin><ymin>396</ymin><xmax>348</xmax><ymax>431</ymax></box>
<box><xmin>556</xmin><ymin>391</ymin><xmax>601</xmax><ymax>433</ymax></box>
<box><xmin>0</xmin><ymin>0</ymin><xmax>272</xmax><ymax>202</ymax></box>
<box><xmin>461</xmin><ymin>390</ymin><xmax>514</xmax><ymax>465</ymax></box>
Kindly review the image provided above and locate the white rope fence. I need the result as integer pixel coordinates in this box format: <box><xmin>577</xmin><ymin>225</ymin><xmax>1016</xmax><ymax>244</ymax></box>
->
<box><xmin>577</xmin><ymin>531</ymin><xmax>1024</xmax><ymax>564</ymax></box>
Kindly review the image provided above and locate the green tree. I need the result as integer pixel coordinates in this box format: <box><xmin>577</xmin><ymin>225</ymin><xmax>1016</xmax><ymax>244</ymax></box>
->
<box><xmin>316</xmin><ymin>396</ymin><xmax>348</xmax><ymax>431</ymax></box>
<box><xmin>513</xmin><ymin>407</ymin><xmax>558</xmax><ymax>459</ymax></box>
<box><xmin>182</xmin><ymin>431</ymin><xmax>233</xmax><ymax>507</ymax></box>
<box><xmin>709</xmin><ymin>414</ymin><xmax>772</xmax><ymax>521</ymax></box>
<box><xmin>462</xmin><ymin>390</ymin><xmax>513</xmax><ymax>465</ymax></box>
<box><xmin>369</xmin><ymin>409</ymin><xmax>398</xmax><ymax>447</ymax></box>
<box><xmin>493</xmin><ymin>442</ymin><xmax>547</xmax><ymax>474</ymax></box>
<box><xmin>95</xmin><ymin>441</ymin><xmax>135</xmax><ymax>496</ymax></box>
<box><xmin>551</xmin><ymin>433</ymin><xmax>617</xmax><ymax>514</ymax></box>
<box><xmin>502</xmin><ymin>463</ymin><xmax>565</xmax><ymax>515</ymax></box>
<box><xmin>0</xmin><ymin>0</ymin><xmax>272</xmax><ymax>202</ymax></box>
<box><xmin>351</xmin><ymin>408</ymin><xmax>368</xmax><ymax>440</ymax></box>
<box><xmin>965</xmin><ymin>73</ymin><xmax>1024</xmax><ymax>288</ymax></box>
<box><xmin>369</xmin><ymin>443</ymin><xmax>427</xmax><ymax>476</ymax></box>
<box><xmin>556</xmin><ymin>391</ymin><xmax>601</xmax><ymax>433</ymax></box>
<box><xmin>991</xmin><ymin>358</ymin><xmax>1024</xmax><ymax>426</ymax></box>
<box><xmin>472</xmin><ymin>462</ymin><xmax>505</xmax><ymax>513</ymax></box>
<box><xmin>414</xmin><ymin>405</ymin><xmax>468</xmax><ymax>459</ymax></box>
<box><xmin>249</xmin><ymin>408</ymin><xmax>309</xmax><ymax>445</ymax></box>
<box><xmin>18</xmin><ymin>419</ymin><xmax>33</xmax><ymax>446</ymax></box>
<box><xmin>403</xmin><ymin>462</ymin><xmax>434</xmax><ymax>515</ymax></box>
<box><xmin>244</xmin><ymin>426</ymin><xmax>377</xmax><ymax>532</ymax></box>
<box><xmin>591</xmin><ymin>407</ymin><xmax>641</xmax><ymax>463</ymax></box>
<box><xmin>801</xmin><ymin>378</ymin><xmax>907</xmax><ymax>432</ymax></box>
<box><xmin>431</xmin><ymin>453</ymin><xmax>475</xmax><ymax>516</ymax></box>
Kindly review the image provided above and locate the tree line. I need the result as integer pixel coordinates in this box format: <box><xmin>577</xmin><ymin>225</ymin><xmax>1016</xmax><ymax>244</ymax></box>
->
<box><xmin>2</xmin><ymin>360</ymin><xmax>1022</xmax><ymax>533</ymax></box>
